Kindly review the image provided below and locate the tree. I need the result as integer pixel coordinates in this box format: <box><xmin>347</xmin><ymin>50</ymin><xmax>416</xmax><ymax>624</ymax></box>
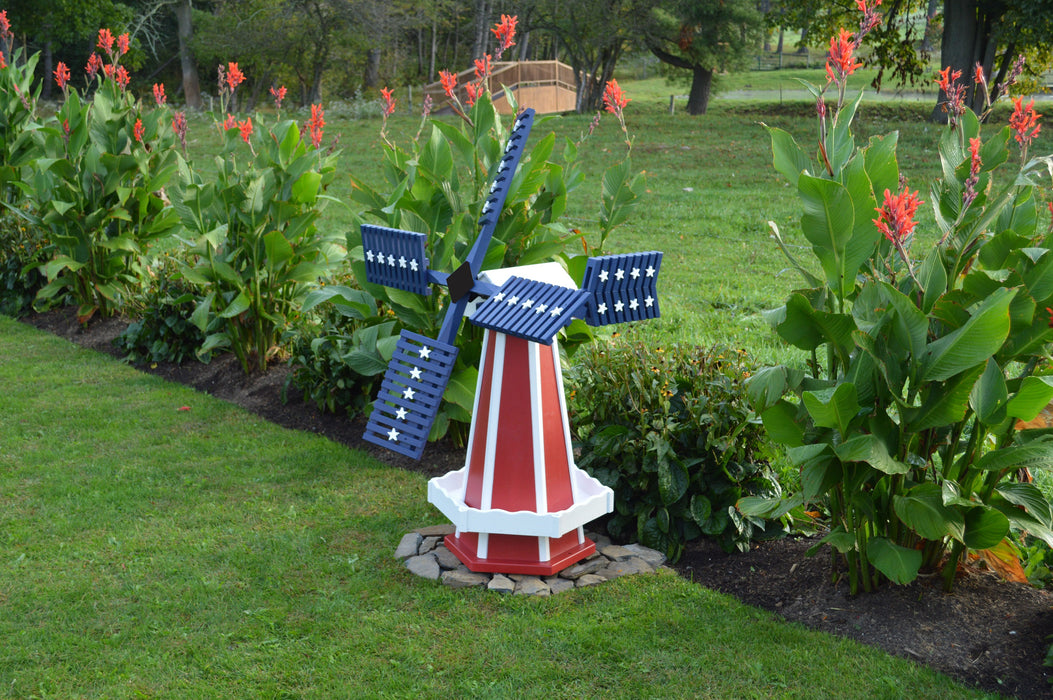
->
<box><xmin>643</xmin><ymin>0</ymin><xmax>762</xmax><ymax>115</ymax></box>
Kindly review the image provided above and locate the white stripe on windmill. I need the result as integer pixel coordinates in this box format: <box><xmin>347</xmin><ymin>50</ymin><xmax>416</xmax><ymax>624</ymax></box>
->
<box><xmin>361</xmin><ymin>108</ymin><xmax>663</xmax><ymax>575</ymax></box>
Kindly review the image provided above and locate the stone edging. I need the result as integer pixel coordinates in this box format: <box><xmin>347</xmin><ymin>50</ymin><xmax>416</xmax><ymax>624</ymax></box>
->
<box><xmin>395</xmin><ymin>524</ymin><xmax>669</xmax><ymax>596</ymax></box>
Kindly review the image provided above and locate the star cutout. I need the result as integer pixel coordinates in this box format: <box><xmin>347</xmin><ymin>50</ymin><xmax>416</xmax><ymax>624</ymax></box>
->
<box><xmin>409</xmin><ymin>259</ymin><xmax>419</xmax><ymax>272</ymax></box>
<box><xmin>387</xmin><ymin>427</ymin><xmax>400</xmax><ymax>442</ymax></box>
<box><xmin>398</xmin><ymin>256</ymin><xmax>407</xmax><ymax>268</ymax></box>
<box><xmin>403</xmin><ymin>386</ymin><xmax>416</xmax><ymax>400</ymax></box>
<box><xmin>615</xmin><ymin>268</ymin><xmax>625</xmax><ymax>281</ymax></box>
<box><xmin>615</xmin><ymin>300</ymin><xmax>625</xmax><ymax>313</ymax></box>
<box><xmin>631</xmin><ymin>267</ymin><xmax>640</xmax><ymax>279</ymax></box>
<box><xmin>387</xmin><ymin>254</ymin><xmax>396</xmax><ymax>266</ymax></box>
<box><xmin>493</xmin><ymin>292</ymin><xmax>506</xmax><ymax>303</ymax></box>
<box><xmin>597</xmin><ymin>302</ymin><xmax>607</xmax><ymax>315</ymax></box>
<box><xmin>629</xmin><ymin>298</ymin><xmax>639</xmax><ymax>311</ymax></box>
<box><xmin>507</xmin><ymin>295</ymin><xmax>519</xmax><ymax>306</ymax></box>
<box><xmin>366</xmin><ymin>250</ymin><xmax>375</xmax><ymax>262</ymax></box>
<box><xmin>646</xmin><ymin>265</ymin><xmax>656</xmax><ymax>277</ymax></box>
<box><xmin>395</xmin><ymin>406</ymin><xmax>408</xmax><ymax>421</ymax></box>
<box><xmin>599</xmin><ymin>269</ymin><xmax>609</xmax><ymax>283</ymax></box>
<box><xmin>522</xmin><ymin>299</ymin><xmax>534</xmax><ymax>308</ymax></box>
<box><xmin>550</xmin><ymin>306</ymin><xmax>563</xmax><ymax>317</ymax></box>
<box><xmin>419</xmin><ymin>346</ymin><xmax>431</xmax><ymax>360</ymax></box>
<box><xmin>535</xmin><ymin>304</ymin><xmax>548</xmax><ymax>314</ymax></box>
<box><xmin>645</xmin><ymin>296</ymin><xmax>654</xmax><ymax>307</ymax></box>
<box><xmin>410</xmin><ymin>367</ymin><xmax>422</xmax><ymax>381</ymax></box>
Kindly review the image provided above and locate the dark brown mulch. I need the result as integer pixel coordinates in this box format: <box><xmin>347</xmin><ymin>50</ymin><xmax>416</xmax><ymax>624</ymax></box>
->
<box><xmin>18</xmin><ymin>307</ymin><xmax>1053</xmax><ymax>699</ymax></box>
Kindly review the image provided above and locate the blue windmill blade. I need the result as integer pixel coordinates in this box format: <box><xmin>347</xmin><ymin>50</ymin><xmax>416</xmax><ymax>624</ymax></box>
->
<box><xmin>581</xmin><ymin>252</ymin><xmax>663</xmax><ymax>326</ymax></box>
<box><xmin>362</xmin><ymin>330</ymin><xmax>459</xmax><ymax>460</ymax></box>
<box><xmin>361</xmin><ymin>224</ymin><xmax>431</xmax><ymax>295</ymax></box>
<box><xmin>469</xmin><ymin>276</ymin><xmax>590</xmax><ymax>344</ymax></box>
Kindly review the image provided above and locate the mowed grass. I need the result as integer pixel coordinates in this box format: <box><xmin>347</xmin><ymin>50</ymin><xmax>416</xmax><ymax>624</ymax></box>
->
<box><xmin>0</xmin><ymin>317</ymin><xmax>985</xmax><ymax>698</ymax></box>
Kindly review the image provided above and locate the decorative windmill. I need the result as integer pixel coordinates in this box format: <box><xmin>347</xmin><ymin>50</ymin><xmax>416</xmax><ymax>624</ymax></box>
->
<box><xmin>362</xmin><ymin>108</ymin><xmax>663</xmax><ymax>575</ymax></box>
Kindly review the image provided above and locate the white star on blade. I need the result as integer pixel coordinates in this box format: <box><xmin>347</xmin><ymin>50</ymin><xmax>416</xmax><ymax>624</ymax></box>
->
<box><xmin>410</xmin><ymin>367</ymin><xmax>422</xmax><ymax>380</ymax></box>
<box><xmin>645</xmin><ymin>296</ymin><xmax>654</xmax><ymax>307</ymax></box>
<box><xmin>387</xmin><ymin>427</ymin><xmax>400</xmax><ymax>442</ymax></box>
<box><xmin>395</xmin><ymin>407</ymin><xmax>408</xmax><ymax>420</ymax></box>
<box><xmin>493</xmin><ymin>292</ymin><xmax>506</xmax><ymax>303</ymax></box>
<box><xmin>615</xmin><ymin>269</ymin><xmax>625</xmax><ymax>281</ymax></box>
<box><xmin>409</xmin><ymin>259</ymin><xmax>419</xmax><ymax>272</ymax></box>
<box><xmin>387</xmin><ymin>255</ymin><xmax>396</xmax><ymax>266</ymax></box>
<box><xmin>646</xmin><ymin>265</ymin><xmax>656</xmax><ymax>277</ymax></box>
<box><xmin>550</xmin><ymin>306</ymin><xmax>563</xmax><ymax>317</ymax></box>
<box><xmin>597</xmin><ymin>303</ymin><xmax>607</xmax><ymax>315</ymax></box>
<box><xmin>535</xmin><ymin>304</ymin><xmax>548</xmax><ymax>314</ymax></box>
<box><xmin>507</xmin><ymin>296</ymin><xmax>519</xmax><ymax>306</ymax></box>
<box><xmin>629</xmin><ymin>298</ymin><xmax>639</xmax><ymax>311</ymax></box>
<box><xmin>599</xmin><ymin>269</ymin><xmax>609</xmax><ymax>283</ymax></box>
<box><xmin>522</xmin><ymin>299</ymin><xmax>534</xmax><ymax>308</ymax></box>
<box><xmin>403</xmin><ymin>386</ymin><xmax>416</xmax><ymax>400</ymax></box>
<box><xmin>399</xmin><ymin>256</ymin><xmax>407</xmax><ymax>268</ymax></box>
<box><xmin>615</xmin><ymin>300</ymin><xmax>625</xmax><ymax>312</ymax></box>
<box><xmin>419</xmin><ymin>346</ymin><xmax>431</xmax><ymax>360</ymax></box>
<box><xmin>366</xmin><ymin>250</ymin><xmax>375</xmax><ymax>262</ymax></box>
<box><xmin>631</xmin><ymin>267</ymin><xmax>640</xmax><ymax>279</ymax></box>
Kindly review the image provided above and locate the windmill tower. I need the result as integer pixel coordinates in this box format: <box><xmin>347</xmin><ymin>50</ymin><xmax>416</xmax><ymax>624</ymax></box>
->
<box><xmin>361</xmin><ymin>109</ymin><xmax>662</xmax><ymax>574</ymax></box>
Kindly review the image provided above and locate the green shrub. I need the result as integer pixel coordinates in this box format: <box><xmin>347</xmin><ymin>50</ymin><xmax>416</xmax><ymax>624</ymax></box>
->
<box><xmin>0</xmin><ymin>209</ymin><xmax>49</xmax><ymax>317</ymax></box>
<box><xmin>567</xmin><ymin>336</ymin><xmax>786</xmax><ymax>560</ymax></box>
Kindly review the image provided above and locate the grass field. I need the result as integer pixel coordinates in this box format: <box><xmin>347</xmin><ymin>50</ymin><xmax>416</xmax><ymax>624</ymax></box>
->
<box><xmin>4</xmin><ymin>74</ymin><xmax>1052</xmax><ymax>696</ymax></box>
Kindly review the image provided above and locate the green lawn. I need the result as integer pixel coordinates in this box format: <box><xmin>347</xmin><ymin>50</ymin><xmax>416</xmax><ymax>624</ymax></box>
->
<box><xmin>0</xmin><ymin>316</ymin><xmax>986</xmax><ymax>698</ymax></box>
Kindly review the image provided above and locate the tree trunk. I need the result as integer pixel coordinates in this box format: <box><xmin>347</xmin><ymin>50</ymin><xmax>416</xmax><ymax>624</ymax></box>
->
<box><xmin>175</xmin><ymin>0</ymin><xmax>202</xmax><ymax>109</ymax></box>
<box><xmin>472</xmin><ymin>0</ymin><xmax>491</xmax><ymax>59</ymax></box>
<box><xmin>932</xmin><ymin>0</ymin><xmax>997</xmax><ymax>121</ymax></box>
<box><xmin>686</xmin><ymin>66</ymin><xmax>713</xmax><ymax>115</ymax></box>
<box><xmin>42</xmin><ymin>40</ymin><xmax>53</xmax><ymax>101</ymax></box>
<box><xmin>921</xmin><ymin>0</ymin><xmax>940</xmax><ymax>53</ymax></box>
<box><xmin>363</xmin><ymin>48</ymin><xmax>381</xmax><ymax>89</ymax></box>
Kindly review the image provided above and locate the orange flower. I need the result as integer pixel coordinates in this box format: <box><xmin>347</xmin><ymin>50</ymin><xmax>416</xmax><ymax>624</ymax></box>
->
<box><xmin>1010</xmin><ymin>97</ymin><xmax>1041</xmax><ymax>147</ymax></box>
<box><xmin>226</xmin><ymin>62</ymin><xmax>245</xmax><ymax>93</ymax></box>
<box><xmin>223</xmin><ymin>113</ymin><xmax>236</xmax><ymax>131</ymax></box>
<box><xmin>0</xmin><ymin>10</ymin><xmax>9</xmax><ymax>36</ymax></box>
<box><xmin>602</xmin><ymin>79</ymin><xmax>630</xmax><ymax>115</ymax></box>
<box><xmin>171</xmin><ymin>111</ymin><xmax>188</xmax><ymax>151</ymax></box>
<box><xmin>117</xmin><ymin>33</ymin><xmax>130</xmax><ymax>57</ymax></box>
<box><xmin>153</xmin><ymin>82</ymin><xmax>166</xmax><ymax>106</ymax></box>
<box><xmin>86</xmin><ymin>53</ymin><xmax>103</xmax><ymax>81</ymax></box>
<box><xmin>491</xmin><ymin>14</ymin><xmax>517</xmax><ymax>57</ymax></box>
<box><xmin>873</xmin><ymin>187</ymin><xmax>923</xmax><ymax>244</ymax></box>
<box><xmin>964</xmin><ymin>137</ymin><xmax>982</xmax><ymax>207</ymax></box>
<box><xmin>474</xmin><ymin>54</ymin><xmax>492</xmax><ymax>81</ymax></box>
<box><xmin>270</xmin><ymin>85</ymin><xmax>286</xmax><ymax>109</ymax></box>
<box><xmin>97</xmin><ymin>28</ymin><xmax>115</xmax><ymax>55</ymax></box>
<box><xmin>237</xmin><ymin>116</ymin><xmax>252</xmax><ymax>143</ymax></box>
<box><xmin>307</xmin><ymin>103</ymin><xmax>325</xmax><ymax>148</ymax></box>
<box><xmin>825</xmin><ymin>28</ymin><xmax>864</xmax><ymax>84</ymax></box>
<box><xmin>54</xmin><ymin>62</ymin><xmax>70</xmax><ymax>90</ymax></box>
<box><xmin>465</xmin><ymin>81</ymin><xmax>481</xmax><ymax>106</ymax></box>
<box><xmin>115</xmin><ymin>65</ymin><xmax>130</xmax><ymax>89</ymax></box>
<box><xmin>133</xmin><ymin>118</ymin><xmax>145</xmax><ymax>144</ymax></box>
<box><xmin>380</xmin><ymin>86</ymin><xmax>396</xmax><ymax>116</ymax></box>
<box><xmin>439</xmin><ymin>70</ymin><xmax>457</xmax><ymax>98</ymax></box>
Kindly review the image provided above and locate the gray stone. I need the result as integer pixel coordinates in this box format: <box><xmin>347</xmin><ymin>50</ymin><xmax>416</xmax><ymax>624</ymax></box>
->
<box><xmin>441</xmin><ymin>568</ymin><xmax>490</xmax><ymax>589</ymax></box>
<box><xmin>559</xmin><ymin>557</ymin><xmax>608</xmax><ymax>580</ymax></box>
<box><xmin>544</xmin><ymin>576</ymin><xmax>575</xmax><ymax>594</ymax></box>
<box><xmin>598</xmin><ymin>556</ymin><xmax>654</xmax><ymax>580</ymax></box>
<box><xmin>623</xmin><ymin>543</ymin><xmax>667</xmax><ymax>568</ymax></box>
<box><xmin>395</xmin><ymin>532</ymin><xmax>422</xmax><ymax>559</ymax></box>
<box><xmin>589</xmin><ymin>532</ymin><xmax>613</xmax><ymax>549</ymax></box>
<box><xmin>488</xmin><ymin>574</ymin><xmax>516</xmax><ymax>594</ymax></box>
<box><xmin>433</xmin><ymin>545</ymin><xmax>463</xmax><ymax>570</ymax></box>
<box><xmin>415</xmin><ymin>524</ymin><xmax>455</xmax><ymax>537</ymax></box>
<box><xmin>514</xmin><ymin>576</ymin><xmax>551</xmax><ymax>596</ymax></box>
<box><xmin>420</xmin><ymin>536</ymin><xmax>440</xmax><ymax>554</ymax></box>
<box><xmin>599</xmin><ymin>544</ymin><xmax>636</xmax><ymax>561</ymax></box>
<box><xmin>405</xmin><ymin>553</ymin><xmax>441</xmax><ymax>580</ymax></box>
<box><xmin>576</xmin><ymin>573</ymin><xmax>606</xmax><ymax>587</ymax></box>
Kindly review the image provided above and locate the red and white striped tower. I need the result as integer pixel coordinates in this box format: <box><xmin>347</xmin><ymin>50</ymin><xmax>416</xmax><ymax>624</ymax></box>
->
<box><xmin>428</xmin><ymin>265</ymin><xmax>614</xmax><ymax>575</ymax></box>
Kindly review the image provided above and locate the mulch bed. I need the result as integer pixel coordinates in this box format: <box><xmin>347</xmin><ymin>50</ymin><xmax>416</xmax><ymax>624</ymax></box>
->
<box><xmin>17</xmin><ymin>307</ymin><xmax>1053</xmax><ymax>698</ymax></box>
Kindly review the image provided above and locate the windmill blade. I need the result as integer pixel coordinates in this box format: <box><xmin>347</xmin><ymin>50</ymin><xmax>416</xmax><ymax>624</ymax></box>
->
<box><xmin>581</xmin><ymin>252</ymin><xmax>663</xmax><ymax>326</ymax></box>
<box><xmin>362</xmin><ymin>330</ymin><xmax>459</xmax><ymax>460</ymax></box>
<box><xmin>469</xmin><ymin>276</ymin><xmax>590</xmax><ymax>344</ymax></box>
<box><xmin>361</xmin><ymin>224</ymin><xmax>431</xmax><ymax>295</ymax></box>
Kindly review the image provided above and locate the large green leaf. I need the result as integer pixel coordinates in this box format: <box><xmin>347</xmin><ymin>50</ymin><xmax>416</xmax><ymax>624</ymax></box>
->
<box><xmin>766</xmin><ymin>125</ymin><xmax>811</xmax><ymax>187</ymax></box>
<box><xmin>893</xmin><ymin>484</ymin><xmax>965</xmax><ymax>541</ymax></box>
<box><xmin>263</xmin><ymin>229</ymin><xmax>294</xmax><ymax>271</ymax></box>
<box><xmin>761</xmin><ymin>400</ymin><xmax>804</xmax><ymax>447</ymax></box>
<box><xmin>1006</xmin><ymin>375</ymin><xmax>1053</xmax><ymax>421</ymax></box>
<box><xmin>776</xmin><ymin>292</ymin><xmax>856</xmax><ymax>355</ymax></box>
<box><xmin>657</xmin><ymin>458</ymin><xmax>689</xmax><ymax>506</ymax></box>
<box><xmin>835</xmin><ymin>434</ymin><xmax>910</xmax><ymax>475</ymax></box>
<box><xmin>976</xmin><ymin>438</ymin><xmax>1053</xmax><ymax>472</ymax></box>
<box><xmin>867</xmin><ymin>537</ymin><xmax>921</xmax><ymax>585</ymax></box>
<box><xmin>802</xmin><ymin>383</ymin><xmax>860</xmax><ymax>437</ymax></box>
<box><xmin>962</xmin><ymin>506</ymin><xmax>1010</xmax><ymax>550</ymax></box>
<box><xmin>291</xmin><ymin>170</ymin><xmax>322</xmax><ymax>205</ymax></box>
<box><xmin>996</xmin><ymin>482</ymin><xmax>1053</xmax><ymax>524</ymax></box>
<box><xmin>970</xmin><ymin>358</ymin><xmax>1009</xmax><ymax>426</ymax></box>
<box><xmin>902</xmin><ymin>363</ymin><xmax>983</xmax><ymax>432</ymax></box>
<box><xmin>921</xmin><ymin>287</ymin><xmax>1016</xmax><ymax>382</ymax></box>
<box><xmin>798</xmin><ymin>173</ymin><xmax>855</xmax><ymax>298</ymax></box>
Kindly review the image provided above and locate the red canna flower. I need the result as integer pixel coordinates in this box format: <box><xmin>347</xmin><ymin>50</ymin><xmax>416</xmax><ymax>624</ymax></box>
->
<box><xmin>103</xmin><ymin>63</ymin><xmax>116</xmax><ymax>80</ymax></box>
<box><xmin>491</xmin><ymin>14</ymin><xmax>517</xmax><ymax>57</ymax></box>
<box><xmin>117</xmin><ymin>33</ymin><xmax>130</xmax><ymax>57</ymax></box>
<box><xmin>54</xmin><ymin>62</ymin><xmax>71</xmax><ymax>90</ymax></box>
<box><xmin>380</xmin><ymin>87</ymin><xmax>396</xmax><ymax>116</ymax></box>
<box><xmin>223</xmin><ymin>113</ymin><xmax>236</xmax><ymax>131</ymax></box>
<box><xmin>307</xmin><ymin>103</ymin><xmax>325</xmax><ymax>148</ymax></box>
<box><xmin>935</xmin><ymin>66</ymin><xmax>968</xmax><ymax>124</ymax></box>
<box><xmin>237</xmin><ymin>116</ymin><xmax>252</xmax><ymax>143</ymax></box>
<box><xmin>439</xmin><ymin>70</ymin><xmax>457</xmax><ymax>98</ymax></box>
<box><xmin>474</xmin><ymin>54</ymin><xmax>492</xmax><ymax>81</ymax></box>
<box><xmin>270</xmin><ymin>85</ymin><xmax>287</xmax><ymax>109</ymax></box>
<box><xmin>826</xmin><ymin>28</ymin><xmax>864</xmax><ymax>85</ymax></box>
<box><xmin>153</xmin><ymin>83</ymin><xmax>166</xmax><ymax>106</ymax></box>
<box><xmin>602</xmin><ymin>79</ymin><xmax>630</xmax><ymax>115</ymax></box>
<box><xmin>226</xmin><ymin>62</ymin><xmax>245</xmax><ymax>93</ymax></box>
<box><xmin>171</xmin><ymin>110</ymin><xmax>188</xmax><ymax>151</ymax></box>
<box><xmin>873</xmin><ymin>186</ymin><xmax>923</xmax><ymax>244</ymax></box>
<box><xmin>86</xmin><ymin>53</ymin><xmax>103</xmax><ymax>81</ymax></box>
<box><xmin>465</xmin><ymin>81</ymin><xmax>481</xmax><ymax>107</ymax></box>
<box><xmin>133</xmin><ymin>118</ymin><xmax>145</xmax><ymax>144</ymax></box>
<box><xmin>1010</xmin><ymin>96</ymin><xmax>1041</xmax><ymax>150</ymax></box>
<box><xmin>963</xmin><ymin>136</ymin><xmax>982</xmax><ymax>207</ymax></box>
<box><xmin>0</xmin><ymin>54</ymin><xmax>6</xmax><ymax>70</ymax></box>
<box><xmin>98</xmin><ymin>28</ymin><xmax>115</xmax><ymax>55</ymax></box>
<box><xmin>0</xmin><ymin>11</ymin><xmax>9</xmax><ymax>36</ymax></box>
<box><xmin>115</xmin><ymin>65</ymin><xmax>130</xmax><ymax>90</ymax></box>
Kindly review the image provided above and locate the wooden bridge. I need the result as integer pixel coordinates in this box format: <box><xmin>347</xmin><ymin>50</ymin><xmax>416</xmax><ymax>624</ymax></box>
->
<box><xmin>424</xmin><ymin>60</ymin><xmax>579</xmax><ymax>115</ymax></box>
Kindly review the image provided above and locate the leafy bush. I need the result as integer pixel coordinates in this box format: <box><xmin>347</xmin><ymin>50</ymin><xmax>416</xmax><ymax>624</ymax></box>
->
<box><xmin>114</xmin><ymin>256</ymin><xmax>209</xmax><ymax>364</ymax></box>
<box><xmin>748</xmin><ymin>5</ymin><xmax>1053</xmax><ymax>593</ymax></box>
<box><xmin>0</xmin><ymin>208</ymin><xmax>49</xmax><ymax>317</ymax></box>
<box><xmin>567</xmin><ymin>336</ymin><xmax>785</xmax><ymax>560</ymax></box>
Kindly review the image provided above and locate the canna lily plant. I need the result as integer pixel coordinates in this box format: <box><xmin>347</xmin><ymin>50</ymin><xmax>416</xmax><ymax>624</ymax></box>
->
<box><xmin>744</xmin><ymin>1</ymin><xmax>1053</xmax><ymax>593</ymax></box>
